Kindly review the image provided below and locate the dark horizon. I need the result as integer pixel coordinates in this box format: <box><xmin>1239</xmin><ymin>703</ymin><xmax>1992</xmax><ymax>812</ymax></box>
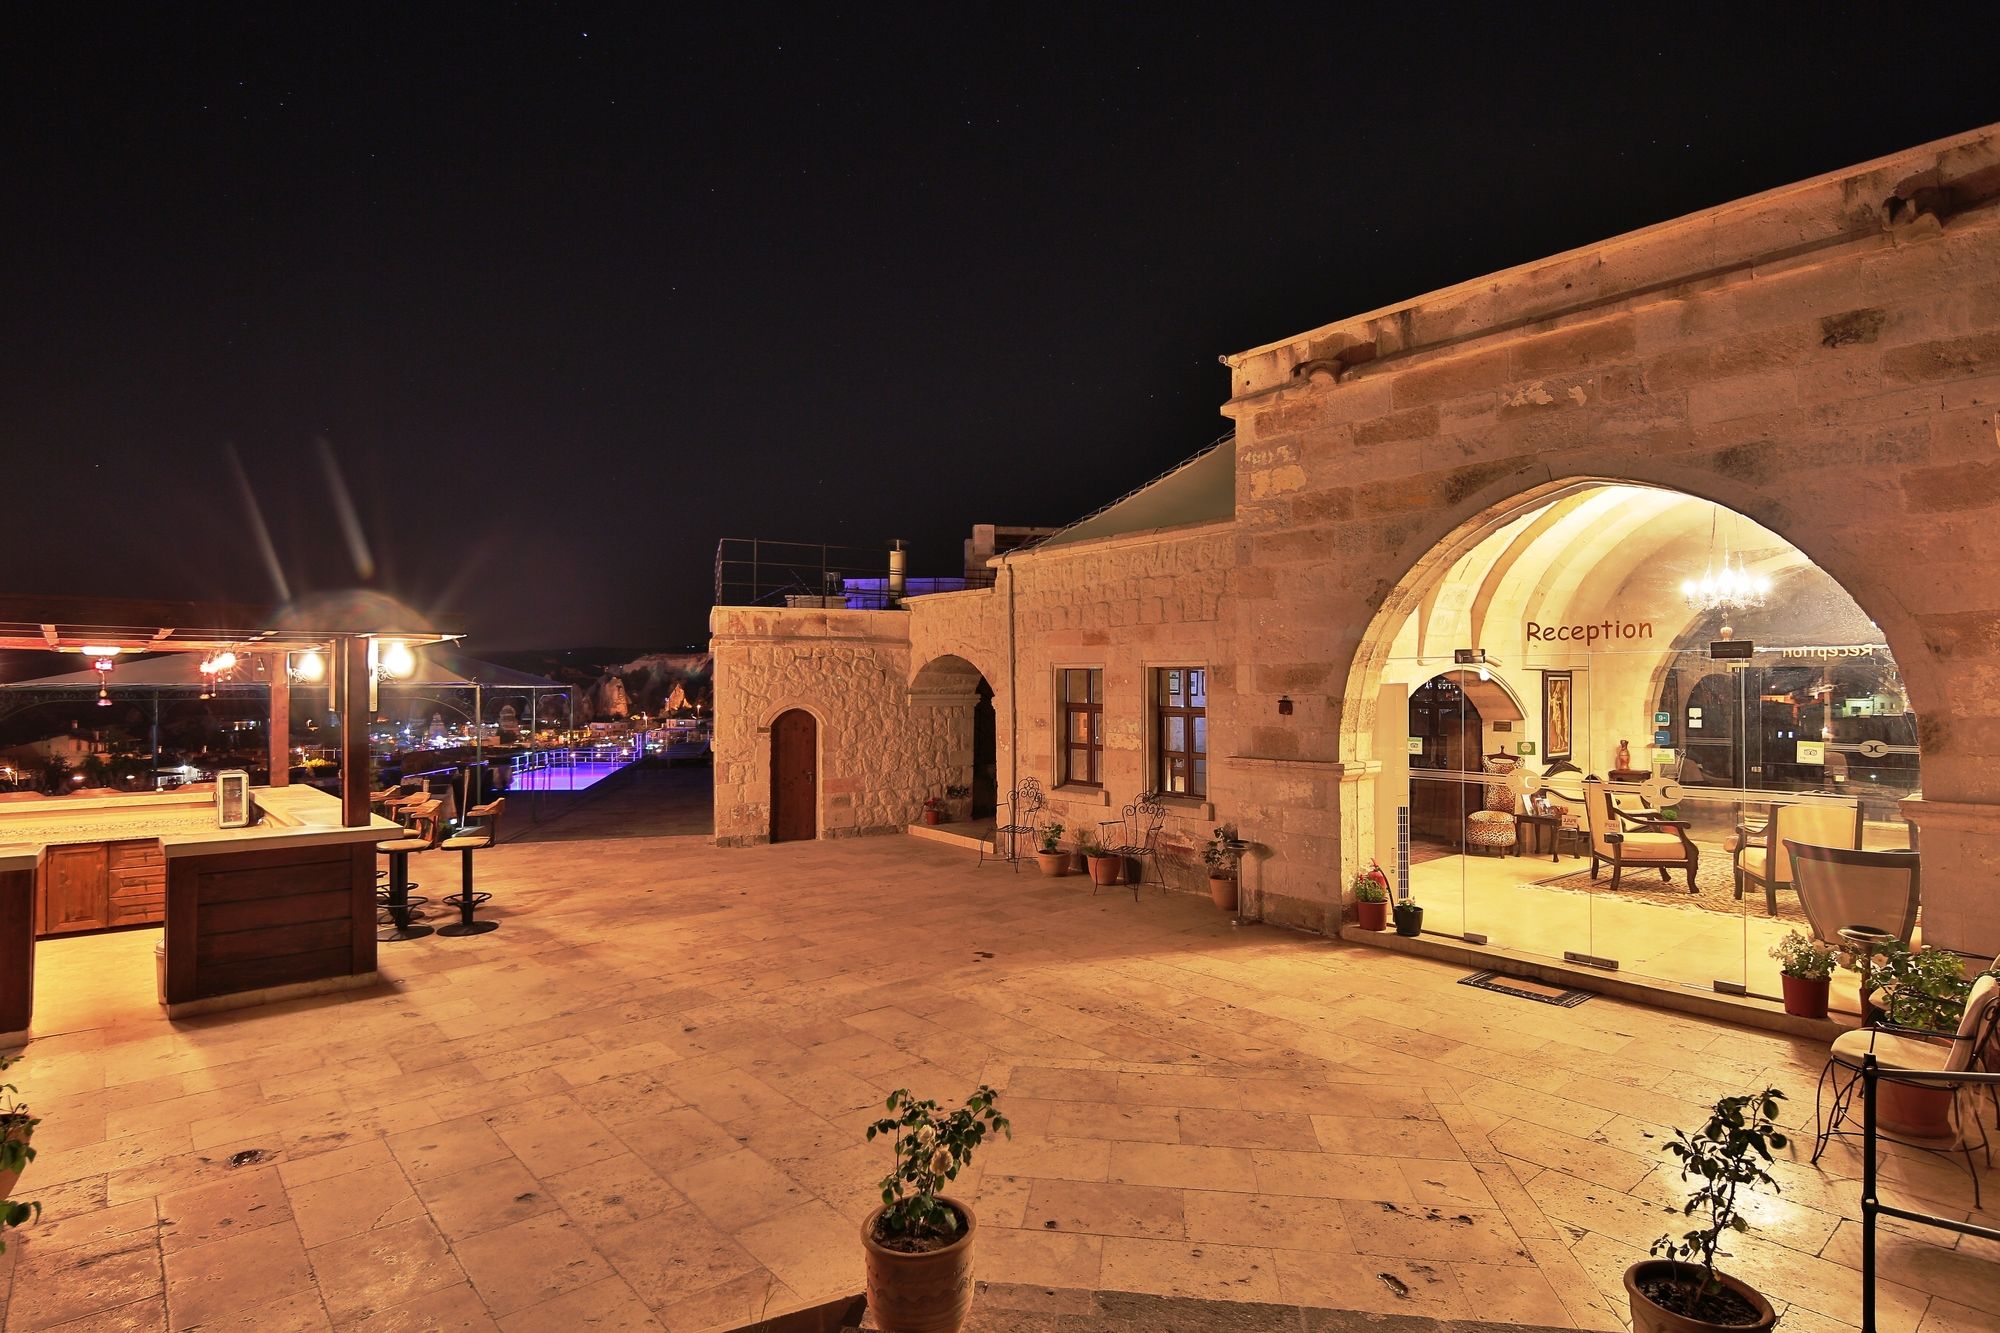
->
<box><xmin>5</xmin><ymin>7</ymin><xmax>1996</xmax><ymax>651</ymax></box>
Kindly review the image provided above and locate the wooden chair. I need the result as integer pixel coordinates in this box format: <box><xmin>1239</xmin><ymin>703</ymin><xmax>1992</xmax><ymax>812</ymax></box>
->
<box><xmin>1580</xmin><ymin>777</ymin><xmax>1698</xmax><ymax>892</ymax></box>
<box><xmin>1098</xmin><ymin>796</ymin><xmax>1168</xmax><ymax>900</ymax></box>
<box><xmin>1733</xmin><ymin>799</ymin><xmax>1861</xmax><ymax>916</ymax></box>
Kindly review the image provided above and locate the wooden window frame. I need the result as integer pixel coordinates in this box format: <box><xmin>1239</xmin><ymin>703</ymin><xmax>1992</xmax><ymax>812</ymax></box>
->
<box><xmin>1154</xmin><ymin>666</ymin><xmax>1207</xmax><ymax>799</ymax></box>
<box><xmin>1059</xmin><ymin>668</ymin><xmax>1103</xmax><ymax>788</ymax></box>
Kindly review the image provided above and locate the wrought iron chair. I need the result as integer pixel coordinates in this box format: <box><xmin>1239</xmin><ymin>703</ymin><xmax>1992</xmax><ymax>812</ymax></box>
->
<box><xmin>1097</xmin><ymin>796</ymin><xmax>1168</xmax><ymax>900</ymax></box>
<box><xmin>981</xmin><ymin>778</ymin><xmax>1044</xmax><ymax>872</ymax></box>
<box><xmin>1812</xmin><ymin>974</ymin><xmax>1998</xmax><ymax>1206</ymax></box>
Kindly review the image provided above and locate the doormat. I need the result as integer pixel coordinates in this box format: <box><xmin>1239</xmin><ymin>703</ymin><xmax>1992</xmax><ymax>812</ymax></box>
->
<box><xmin>1458</xmin><ymin>969</ymin><xmax>1592</xmax><ymax>1007</ymax></box>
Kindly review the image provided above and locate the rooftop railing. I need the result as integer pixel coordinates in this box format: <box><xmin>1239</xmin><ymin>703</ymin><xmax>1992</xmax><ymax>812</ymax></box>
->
<box><xmin>712</xmin><ymin>538</ymin><xmax>994</xmax><ymax>610</ymax></box>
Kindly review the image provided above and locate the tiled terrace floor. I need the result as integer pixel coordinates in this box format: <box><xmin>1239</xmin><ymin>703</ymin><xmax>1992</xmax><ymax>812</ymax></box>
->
<box><xmin>1</xmin><ymin>829</ymin><xmax>1994</xmax><ymax>1332</ymax></box>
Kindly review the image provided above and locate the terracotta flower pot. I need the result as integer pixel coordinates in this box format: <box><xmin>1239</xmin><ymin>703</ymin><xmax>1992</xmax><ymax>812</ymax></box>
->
<box><xmin>1036</xmin><ymin>850</ymin><xmax>1070</xmax><ymax>877</ymax></box>
<box><xmin>1069</xmin><ymin>851</ymin><xmax>1088</xmax><ymax>874</ymax></box>
<box><xmin>1086</xmin><ymin>854</ymin><xmax>1123</xmax><ymax>886</ymax></box>
<box><xmin>1876</xmin><ymin>1076</ymin><xmax>1957</xmax><ymax>1142</ymax></box>
<box><xmin>1355</xmin><ymin>898</ymin><xmax>1388</xmax><ymax>931</ymax></box>
<box><xmin>862</xmin><ymin>1198</ymin><xmax>977</xmax><ymax>1333</ymax></box>
<box><xmin>923</xmin><ymin>809</ymin><xmax>943</xmax><ymax>826</ymax></box>
<box><xmin>1624</xmin><ymin>1260</ymin><xmax>1775</xmax><ymax>1333</ymax></box>
<box><xmin>1779</xmin><ymin>973</ymin><xmax>1830</xmax><ymax>1020</ymax></box>
<box><xmin>1208</xmin><ymin>875</ymin><xmax>1237</xmax><ymax>911</ymax></box>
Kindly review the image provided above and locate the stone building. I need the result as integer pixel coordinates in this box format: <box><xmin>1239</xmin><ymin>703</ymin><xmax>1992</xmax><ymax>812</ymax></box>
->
<box><xmin>712</xmin><ymin>123</ymin><xmax>2000</xmax><ymax>1004</ymax></box>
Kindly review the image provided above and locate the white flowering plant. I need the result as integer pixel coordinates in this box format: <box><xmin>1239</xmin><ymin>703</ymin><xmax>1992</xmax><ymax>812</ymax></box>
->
<box><xmin>866</xmin><ymin>1085</ymin><xmax>1009</xmax><ymax>1243</ymax></box>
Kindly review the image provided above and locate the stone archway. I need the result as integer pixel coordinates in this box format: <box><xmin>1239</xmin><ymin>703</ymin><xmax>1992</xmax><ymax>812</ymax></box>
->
<box><xmin>1336</xmin><ymin>474</ymin><xmax>1939</xmax><ymax>949</ymax></box>
<box><xmin>909</xmin><ymin>654</ymin><xmax>994</xmax><ymax>821</ymax></box>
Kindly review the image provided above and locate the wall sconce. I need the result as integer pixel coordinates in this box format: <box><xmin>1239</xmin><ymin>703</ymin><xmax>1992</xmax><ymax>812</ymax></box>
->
<box><xmin>1277</xmin><ymin>695</ymin><xmax>1294</xmax><ymax>716</ymax></box>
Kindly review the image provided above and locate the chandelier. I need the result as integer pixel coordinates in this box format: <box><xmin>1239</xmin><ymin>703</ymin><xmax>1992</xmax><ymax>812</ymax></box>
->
<box><xmin>1682</xmin><ymin>512</ymin><xmax>1771</xmax><ymax>613</ymax></box>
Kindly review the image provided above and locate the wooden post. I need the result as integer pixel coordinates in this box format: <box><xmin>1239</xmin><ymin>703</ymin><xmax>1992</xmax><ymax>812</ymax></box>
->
<box><xmin>266</xmin><ymin>653</ymin><xmax>291</xmax><ymax>787</ymax></box>
<box><xmin>338</xmin><ymin>636</ymin><xmax>371</xmax><ymax>828</ymax></box>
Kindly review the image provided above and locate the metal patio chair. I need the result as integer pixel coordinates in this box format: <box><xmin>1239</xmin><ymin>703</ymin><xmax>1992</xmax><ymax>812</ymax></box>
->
<box><xmin>1097</xmin><ymin>795</ymin><xmax>1168</xmax><ymax>900</ymax></box>
<box><xmin>982</xmin><ymin>777</ymin><xmax>1044</xmax><ymax>872</ymax></box>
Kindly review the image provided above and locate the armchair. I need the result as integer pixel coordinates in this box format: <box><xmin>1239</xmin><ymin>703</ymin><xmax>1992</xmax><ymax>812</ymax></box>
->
<box><xmin>1732</xmin><ymin>799</ymin><xmax>1860</xmax><ymax>916</ymax></box>
<box><xmin>1581</xmin><ymin>777</ymin><xmax>1699</xmax><ymax>892</ymax></box>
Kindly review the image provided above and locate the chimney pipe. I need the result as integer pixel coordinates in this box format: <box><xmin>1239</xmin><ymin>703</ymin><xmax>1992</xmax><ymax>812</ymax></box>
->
<box><xmin>888</xmin><ymin>539</ymin><xmax>908</xmax><ymax>608</ymax></box>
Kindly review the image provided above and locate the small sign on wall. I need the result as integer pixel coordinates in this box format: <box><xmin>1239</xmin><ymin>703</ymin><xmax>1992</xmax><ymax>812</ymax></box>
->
<box><xmin>1516</xmin><ymin>741</ymin><xmax>1537</xmax><ymax>756</ymax></box>
<box><xmin>1797</xmin><ymin>741</ymin><xmax>1827</xmax><ymax>765</ymax></box>
<box><xmin>1654</xmin><ymin>729</ymin><xmax>1672</xmax><ymax>747</ymax></box>
<box><xmin>1406</xmin><ymin>737</ymin><xmax>1424</xmax><ymax>755</ymax></box>
<box><xmin>1654</xmin><ymin>712</ymin><xmax>1671</xmax><ymax>725</ymax></box>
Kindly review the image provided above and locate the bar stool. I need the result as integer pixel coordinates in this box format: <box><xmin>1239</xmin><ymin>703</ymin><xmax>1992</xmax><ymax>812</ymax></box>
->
<box><xmin>377</xmin><ymin>798</ymin><xmax>441</xmax><ymax>941</ymax></box>
<box><xmin>437</xmin><ymin>798</ymin><xmax>504</xmax><ymax>937</ymax></box>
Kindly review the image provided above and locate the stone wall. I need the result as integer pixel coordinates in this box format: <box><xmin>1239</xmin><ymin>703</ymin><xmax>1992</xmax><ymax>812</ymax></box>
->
<box><xmin>709</xmin><ymin>607</ymin><xmax>969</xmax><ymax>845</ymax></box>
<box><xmin>1220</xmin><ymin>125</ymin><xmax>2000</xmax><ymax>950</ymax></box>
<box><xmin>711</xmin><ymin>125</ymin><xmax>2000</xmax><ymax>956</ymax></box>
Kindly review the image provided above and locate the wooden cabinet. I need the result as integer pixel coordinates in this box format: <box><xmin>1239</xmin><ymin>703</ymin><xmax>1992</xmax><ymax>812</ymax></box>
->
<box><xmin>41</xmin><ymin>844</ymin><xmax>108</xmax><ymax>934</ymax></box>
<box><xmin>38</xmin><ymin>840</ymin><xmax>166</xmax><ymax>937</ymax></box>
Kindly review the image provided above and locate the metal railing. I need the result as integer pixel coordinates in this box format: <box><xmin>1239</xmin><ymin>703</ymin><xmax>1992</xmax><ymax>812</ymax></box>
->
<box><xmin>1859</xmin><ymin>1054</ymin><xmax>2000</xmax><ymax>1331</ymax></box>
<box><xmin>712</xmin><ymin>537</ymin><xmax>994</xmax><ymax>609</ymax></box>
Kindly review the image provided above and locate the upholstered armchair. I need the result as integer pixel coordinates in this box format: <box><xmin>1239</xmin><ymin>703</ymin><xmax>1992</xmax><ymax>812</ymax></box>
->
<box><xmin>1732</xmin><ymin>799</ymin><xmax>1861</xmax><ymax>916</ymax></box>
<box><xmin>1581</xmin><ymin>778</ymin><xmax>1699</xmax><ymax>892</ymax></box>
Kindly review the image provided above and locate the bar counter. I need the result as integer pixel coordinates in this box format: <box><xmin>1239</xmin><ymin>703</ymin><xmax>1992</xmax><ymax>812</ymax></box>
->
<box><xmin>0</xmin><ymin>786</ymin><xmax>399</xmax><ymax>1037</ymax></box>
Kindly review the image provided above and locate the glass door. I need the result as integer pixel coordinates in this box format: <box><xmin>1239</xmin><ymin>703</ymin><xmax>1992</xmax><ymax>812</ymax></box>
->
<box><xmin>1572</xmin><ymin>646</ymin><xmax>1749</xmax><ymax>994</ymax></box>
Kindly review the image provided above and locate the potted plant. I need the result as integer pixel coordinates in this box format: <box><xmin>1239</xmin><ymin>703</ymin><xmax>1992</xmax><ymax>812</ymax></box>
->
<box><xmin>1202</xmin><ymin>823</ymin><xmax>1240</xmax><ymax>911</ymax></box>
<box><xmin>1862</xmin><ymin>944</ymin><xmax>1981</xmax><ymax>1139</ymax></box>
<box><xmin>1079</xmin><ymin>834</ymin><xmax>1122</xmax><ymax>887</ymax></box>
<box><xmin>944</xmin><ymin>784</ymin><xmax>971</xmax><ymax>821</ymax></box>
<box><xmin>862</xmin><ymin>1085</ymin><xmax>1009</xmax><ymax>1333</ymax></box>
<box><xmin>921</xmin><ymin>795</ymin><xmax>946</xmax><ymax>826</ymax></box>
<box><xmin>1768</xmin><ymin>931</ymin><xmax>1836</xmax><ymax>1019</ymax></box>
<box><xmin>1</xmin><ymin>1054</ymin><xmax>39</xmax><ymax>1253</ymax></box>
<box><xmin>1392</xmin><ymin>896</ymin><xmax>1424</xmax><ymax>937</ymax></box>
<box><xmin>1625</xmin><ymin>1088</ymin><xmax>1785</xmax><ymax>1332</ymax></box>
<box><xmin>1351</xmin><ymin>861</ymin><xmax>1389</xmax><ymax>931</ymax></box>
<box><xmin>1035</xmin><ymin>823</ymin><xmax>1069</xmax><ymax>877</ymax></box>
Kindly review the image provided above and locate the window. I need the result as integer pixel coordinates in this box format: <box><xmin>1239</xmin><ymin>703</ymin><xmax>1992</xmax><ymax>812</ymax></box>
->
<box><xmin>1155</xmin><ymin>667</ymin><xmax>1207</xmax><ymax>798</ymax></box>
<box><xmin>1060</xmin><ymin>668</ymin><xmax>1102</xmax><ymax>787</ymax></box>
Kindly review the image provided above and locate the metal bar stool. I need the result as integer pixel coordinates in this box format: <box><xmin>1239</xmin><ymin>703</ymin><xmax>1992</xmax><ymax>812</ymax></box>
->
<box><xmin>437</xmin><ymin>798</ymin><xmax>504</xmax><ymax>937</ymax></box>
<box><xmin>377</xmin><ymin>798</ymin><xmax>441</xmax><ymax>941</ymax></box>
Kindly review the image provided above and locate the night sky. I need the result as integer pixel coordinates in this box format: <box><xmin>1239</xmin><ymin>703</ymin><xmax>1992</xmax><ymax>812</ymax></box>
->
<box><xmin>5</xmin><ymin>7</ymin><xmax>1995</xmax><ymax>651</ymax></box>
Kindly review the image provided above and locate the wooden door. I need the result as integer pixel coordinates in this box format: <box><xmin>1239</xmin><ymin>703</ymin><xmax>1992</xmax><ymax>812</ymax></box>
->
<box><xmin>41</xmin><ymin>844</ymin><xmax>110</xmax><ymax>935</ymax></box>
<box><xmin>770</xmin><ymin>710</ymin><xmax>817</xmax><ymax>843</ymax></box>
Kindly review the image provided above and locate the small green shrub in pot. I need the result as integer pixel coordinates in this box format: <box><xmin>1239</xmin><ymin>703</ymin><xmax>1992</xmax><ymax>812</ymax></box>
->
<box><xmin>1768</xmin><ymin>931</ymin><xmax>1837</xmax><ymax>1019</ymax></box>
<box><xmin>0</xmin><ymin>1053</ymin><xmax>40</xmax><ymax>1252</ymax></box>
<box><xmin>1869</xmin><ymin>943</ymin><xmax>1980</xmax><ymax>1032</ymax></box>
<box><xmin>1625</xmin><ymin>1089</ymin><xmax>1786</xmax><ymax>1331</ymax></box>
<box><xmin>1037</xmin><ymin>822</ymin><xmax>1064</xmax><ymax>854</ymax></box>
<box><xmin>1350</xmin><ymin>861</ymin><xmax>1390</xmax><ymax>930</ymax></box>
<box><xmin>861</xmin><ymin>1086</ymin><xmax>1010</xmax><ymax>1331</ymax></box>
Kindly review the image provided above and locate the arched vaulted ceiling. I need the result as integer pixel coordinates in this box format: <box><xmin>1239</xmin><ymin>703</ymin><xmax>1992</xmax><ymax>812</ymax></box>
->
<box><xmin>1387</xmin><ymin>483</ymin><xmax>1845</xmax><ymax>678</ymax></box>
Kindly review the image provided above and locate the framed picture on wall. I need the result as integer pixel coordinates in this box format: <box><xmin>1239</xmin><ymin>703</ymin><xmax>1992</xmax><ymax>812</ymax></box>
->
<box><xmin>1542</xmin><ymin>672</ymin><xmax>1573</xmax><ymax>761</ymax></box>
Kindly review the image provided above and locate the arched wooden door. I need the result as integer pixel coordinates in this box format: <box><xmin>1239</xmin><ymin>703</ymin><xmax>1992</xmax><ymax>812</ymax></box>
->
<box><xmin>769</xmin><ymin>709</ymin><xmax>817</xmax><ymax>843</ymax></box>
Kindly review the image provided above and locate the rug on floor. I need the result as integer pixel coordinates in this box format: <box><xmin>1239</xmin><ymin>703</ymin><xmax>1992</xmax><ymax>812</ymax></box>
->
<box><xmin>1458</xmin><ymin>969</ymin><xmax>1593</xmax><ymax>1007</ymax></box>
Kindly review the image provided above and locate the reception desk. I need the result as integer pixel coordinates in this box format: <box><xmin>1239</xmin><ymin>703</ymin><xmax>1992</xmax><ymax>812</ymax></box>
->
<box><xmin>0</xmin><ymin>786</ymin><xmax>399</xmax><ymax>1037</ymax></box>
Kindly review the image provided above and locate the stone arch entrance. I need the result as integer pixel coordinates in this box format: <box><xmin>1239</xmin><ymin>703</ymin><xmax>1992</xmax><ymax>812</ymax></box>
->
<box><xmin>1344</xmin><ymin>476</ymin><xmax>1929</xmax><ymax>996</ymax></box>
<box><xmin>910</xmin><ymin>653</ymin><xmax>997</xmax><ymax>821</ymax></box>
<box><xmin>769</xmin><ymin>708</ymin><xmax>817</xmax><ymax>842</ymax></box>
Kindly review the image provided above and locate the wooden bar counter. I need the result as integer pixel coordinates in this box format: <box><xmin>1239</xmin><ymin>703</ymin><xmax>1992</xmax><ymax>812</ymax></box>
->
<box><xmin>0</xmin><ymin>786</ymin><xmax>398</xmax><ymax>1037</ymax></box>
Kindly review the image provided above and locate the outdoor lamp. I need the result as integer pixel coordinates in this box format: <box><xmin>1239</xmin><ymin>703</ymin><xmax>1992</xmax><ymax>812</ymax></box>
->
<box><xmin>379</xmin><ymin>640</ymin><xmax>416</xmax><ymax>678</ymax></box>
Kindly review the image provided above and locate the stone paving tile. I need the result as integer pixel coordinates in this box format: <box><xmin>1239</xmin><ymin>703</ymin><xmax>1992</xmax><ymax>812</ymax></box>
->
<box><xmin>0</xmin><ymin>827</ymin><xmax>1994</xmax><ymax>1332</ymax></box>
